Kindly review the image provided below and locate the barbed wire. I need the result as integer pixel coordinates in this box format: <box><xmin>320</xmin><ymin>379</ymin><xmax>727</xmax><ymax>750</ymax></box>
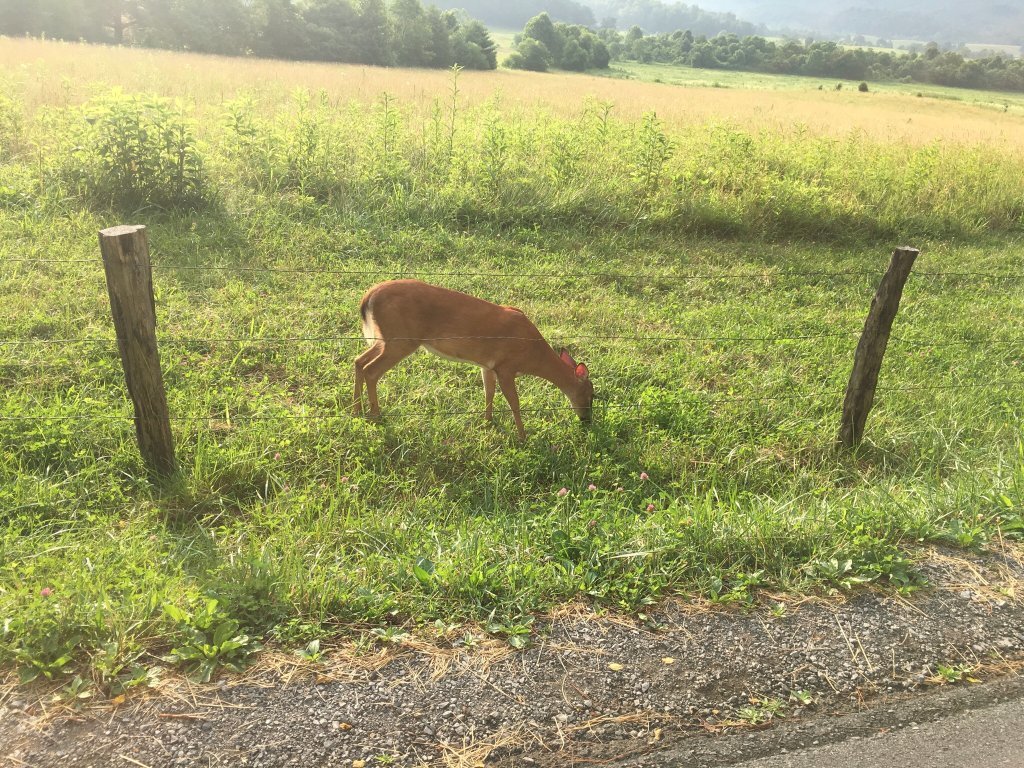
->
<box><xmin>4</xmin><ymin>257</ymin><xmax>1022</xmax><ymax>283</ymax></box>
<box><xmin>7</xmin><ymin>331</ymin><xmax>1024</xmax><ymax>349</ymax></box>
<box><xmin>0</xmin><ymin>331</ymin><xmax>865</xmax><ymax>347</ymax></box>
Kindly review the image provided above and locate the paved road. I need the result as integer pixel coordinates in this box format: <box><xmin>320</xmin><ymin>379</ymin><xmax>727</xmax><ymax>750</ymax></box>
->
<box><xmin>732</xmin><ymin>692</ymin><xmax>1024</xmax><ymax>768</ymax></box>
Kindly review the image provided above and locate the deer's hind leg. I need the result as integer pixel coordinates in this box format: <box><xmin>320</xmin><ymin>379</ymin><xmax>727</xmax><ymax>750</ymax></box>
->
<box><xmin>353</xmin><ymin>342</ymin><xmax>383</xmax><ymax>416</ymax></box>
<box><xmin>360</xmin><ymin>340</ymin><xmax>419</xmax><ymax>418</ymax></box>
<box><xmin>496</xmin><ymin>370</ymin><xmax>526</xmax><ymax>441</ymax></box>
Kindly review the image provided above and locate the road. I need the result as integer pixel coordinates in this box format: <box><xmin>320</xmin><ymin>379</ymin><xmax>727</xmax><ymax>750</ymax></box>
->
<box><xmin>732</xmin><ymin>694</ymin><xmax>1024</xmax><ymax>768</ymax></box>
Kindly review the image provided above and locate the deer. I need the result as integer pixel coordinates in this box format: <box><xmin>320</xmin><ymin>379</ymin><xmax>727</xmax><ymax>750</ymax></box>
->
<box><xmin>353</xmin><ymin>280</ymin><xmax>593</xmax><ymax>440</ymax></box>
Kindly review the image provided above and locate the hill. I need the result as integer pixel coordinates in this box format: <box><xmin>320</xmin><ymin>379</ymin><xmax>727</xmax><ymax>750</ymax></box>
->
<box><xmin>695</xmin><ymin>0</ymin><xmax>1024</xmax><ymax>45</ymax></box>
<box><xmin>429</xmin><ymin>0</ymin><xmax>596</xmax><ymax>28</ymax></box>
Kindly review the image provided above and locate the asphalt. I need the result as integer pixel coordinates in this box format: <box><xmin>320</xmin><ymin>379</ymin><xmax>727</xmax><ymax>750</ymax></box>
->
<box><xmin>608</xmin><ymin>674</ymin><xmax>1024</xmax><ymax>768</ymax></box>
<box><xmin>731</xmin><ymin>693</ymin><xmax>1024</xmax><ymax>768</ymax></box>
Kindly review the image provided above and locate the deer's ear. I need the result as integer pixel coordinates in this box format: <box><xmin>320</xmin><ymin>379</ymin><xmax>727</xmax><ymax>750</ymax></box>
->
<box><xmin>560</xmin><ymin>349</ymin><xmax>578</xmax><ymax>369</ymax></box>
<box><xmin>575</xmin><ymin>363</ymin><xmax>590</xmax><ymax>380</ymax></box>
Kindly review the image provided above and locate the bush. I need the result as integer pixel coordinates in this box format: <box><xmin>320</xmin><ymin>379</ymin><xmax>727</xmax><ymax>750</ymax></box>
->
<box><xmin>858</xmin><ymin>81</ymin><xmax>869</xmax><ymax>92</ymax></box>
<box><xmin>64</xmin><ymin>94</ymin><xmax>208</xmax><ymax>211</ymax></box>
<box><xmin>505</xmin><ymin>38</ymin><xmax>551</xmax><ymax>72</ymax></box>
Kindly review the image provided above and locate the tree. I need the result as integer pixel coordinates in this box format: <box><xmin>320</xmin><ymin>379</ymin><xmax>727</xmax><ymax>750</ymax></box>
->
<box><xmin>391</xmin><ymin>0</ymin><xmax>432</xmax><ymax>67</ymax></box>
<box><xmin>505</xmin><ymin>38</ymin><xmax>550</xmax><ymax>72</ymax></box>
<box><xmin>561</xmin><ymin>38</ymin><xmax>589</xmax><ymax>70</ymax></box>
<box><xmin>459</xmin><ymin>18</ymin><xmax>498</xmax><ymax>69</ymax></box>
<box><xmin>142</xmin><ymin>0</ymin><xmax>254</xmax><ymax>54</ymax></box>
<box><xmin>252</xmin><ymin>0</ymin><xmax>310</xmax><ymax>58</ymax></box>
<box><xmin>523</xmin><ymin>13</ymin><xmax>563</xmax><ymax>64</ymax></box>
<box><xmin>302</xmin><ymin>0</ymin><xmax>361</xmax><ymax>61</ymax></box>
<box><xmin>354</xmin><ymin>0</ymin><xmax>390</xmax><ymax>65</ymax></box>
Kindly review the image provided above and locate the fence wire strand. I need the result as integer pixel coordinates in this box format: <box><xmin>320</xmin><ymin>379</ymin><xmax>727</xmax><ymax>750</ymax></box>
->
<box><xmin>5</xmin><ymin>257</ymin><xmax>1023</xmax><ymax>283</ymax></box>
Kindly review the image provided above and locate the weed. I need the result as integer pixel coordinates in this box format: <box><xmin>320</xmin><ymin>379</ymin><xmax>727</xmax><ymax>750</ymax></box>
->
<box><xmin>932</xmin><ymin>663</ymin><xmax>979</xmax><ymax>684</ymax></box>
<box><xmin>738</xmin><ymin>697</ymin><xmax>787</xmax><ymax>724</ymax></box>
<box><xmin>63</xmin><ymin>93</ymin><xmax>208</xmax><ymax>210</ymax></box>
<box><xmin>162</xmin><ymin>599</ymin><xmax>262</xmax><ymax>683</ymax></box>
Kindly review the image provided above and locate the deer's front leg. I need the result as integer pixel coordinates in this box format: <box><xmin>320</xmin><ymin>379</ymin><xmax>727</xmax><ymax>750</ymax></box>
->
<box><xmin>482</xmin><ymin>368</ymin><xmax>497</xmax><ymax>422</ymax></box>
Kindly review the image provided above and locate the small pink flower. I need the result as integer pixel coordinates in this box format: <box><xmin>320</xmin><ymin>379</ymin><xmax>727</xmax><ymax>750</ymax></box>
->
<box><xmin>40</xmin><ymin>587</ymin><xmax>53</xmax><ymax>598</ymax></box>
<box><xmin>646</xmin><ymin>503</ymin><xmax>656</xmax><ymax>513</ymax></box>
<box><xmin>273</xmin><ymin>452</ymin><xmax>281</xmax><ymax>460</ymax></box>
<box><xmin>340</xmin><ymin>476</ymin><xmax>349</xmax><ymax>484</ymax></box>
<box><xmin>588</xmin><ymin>519</ymin><xmax>597</xmax><ymax>529</ymax></box>
<box><xmin>616</xmin><ymin>486</ymin><xmax>625</xmax><ymax>493</ymax></box>
<box><xmin>587</xmin><ymin>484</ymin><xmax>597</xmax><ymax>492</ymax></box>
<box><xmin>640</xmin><ymin>472</ymin><xmax>649</xmax><ymax>481</ymax></box>
<box><xmin>557</xmin><ymin>487</ymin><xmax>569</xmax><ymax>498</ymax></box>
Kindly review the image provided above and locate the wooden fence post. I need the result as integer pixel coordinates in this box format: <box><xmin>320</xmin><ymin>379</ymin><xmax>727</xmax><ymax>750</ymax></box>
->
<box><xmin>837</xmin><ymin>246</ymin><xmax>919</xmax><ymax>449</ymax></box>
<box><xmin>99</xmin><ymin>225</ymin><xmax>176</xmax><ymax>477</ymax></box>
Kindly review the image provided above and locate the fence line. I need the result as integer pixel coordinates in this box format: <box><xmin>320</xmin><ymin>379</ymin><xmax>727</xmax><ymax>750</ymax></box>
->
<box><xmin>7</xmin><ymin>331</ymin><xmax>1024</xmax><ymax>348</ymax></box>
<box><xmin>5</xmin><ymin>257</ymin><xmax>1023</xmax><ymax>283</ymax></box>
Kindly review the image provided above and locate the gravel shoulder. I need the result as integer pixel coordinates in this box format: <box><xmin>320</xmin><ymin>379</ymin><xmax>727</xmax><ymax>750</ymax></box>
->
<box><xmin>2</xmin><ymin>545</ymin><xmax>1023</xmax><ymax>768</ymax></box>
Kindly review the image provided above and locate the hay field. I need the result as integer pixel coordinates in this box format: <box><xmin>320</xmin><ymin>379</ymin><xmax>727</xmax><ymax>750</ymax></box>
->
<box><xmin>3</xmin><ymin>38</ymin><xmax>1024</xmax><ymax>145</ymax></box>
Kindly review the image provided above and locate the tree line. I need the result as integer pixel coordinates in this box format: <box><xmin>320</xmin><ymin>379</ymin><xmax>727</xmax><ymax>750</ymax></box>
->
<box><xmin>608</xmin><ymin>29</ymin><xmax>1024</xmax><ymax>92</ymax></box>
<box><xmin>588</xmin><ymin>0</ymin><xmax>763</xmax><ymax>38</ymax></box>
<box><xmin>505</xmin><ymin>13</ymin><xmax>611</xmax><ymax>72</ymax></box>
<box><xmin>430</xmin><ymin>0</ymin><xmax>596</xmax><ymax>29</ymax></box>
<box><xmin>0</xmin><ymin>0</ymin><xmax>498</xmax><ymax>70</ymax></box>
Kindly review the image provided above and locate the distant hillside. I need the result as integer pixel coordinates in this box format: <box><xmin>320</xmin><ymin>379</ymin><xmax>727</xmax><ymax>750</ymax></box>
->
<box><xmin>694</xmin><ymin>0</ymin><xmax>1024</xmax><ymax>45</ymax></box>
<box><xmin>430</xmin><ymin>0</ymin><xmax>595</xmax><ymax>29</ymax></box>
<box><xmin>588</xmin><ymin>0</ymin><xmax>764</xmax><ymax>36</ymax></box>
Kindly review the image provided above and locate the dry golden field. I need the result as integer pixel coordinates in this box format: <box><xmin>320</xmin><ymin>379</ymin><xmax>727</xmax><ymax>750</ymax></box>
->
<box><xmin>2</xmin><ymin>37</ymin><xmax>1024</xmax><ymax>146</ymax></box>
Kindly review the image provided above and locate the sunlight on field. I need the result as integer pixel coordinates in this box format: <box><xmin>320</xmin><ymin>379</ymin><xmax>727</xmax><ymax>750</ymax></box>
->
<box><xmin>3</xmin><ymin>37</ymin><xmax>1024</xmax><ymax>147</ymax></box>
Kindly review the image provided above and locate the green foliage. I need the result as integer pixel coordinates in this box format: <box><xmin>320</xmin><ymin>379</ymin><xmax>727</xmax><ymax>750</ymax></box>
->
<box><xmin>934</xmin><ymin>663</ymin><xmax>978</xmax><ymax>684</ymax></box>
<box><xmin>162</xmin><ymin>599</ymin><xmax>262</xmax><ymax>683</ymax></box>
<box><xmin>60</xmin><ymin>93</ymin><xmax>207</xmax><ymax>211</ymax></box>
<box><xmin>608</xmin><ymin>30</ymin><xmax>1024</xmax><ymax>93</ymax></box>
<box><xmin>0</xmin><ymin>0</ymin><xmax>498</xmax><ymax>71</ymax></box>
<box><xmin>505</xmin><ymin>38</ymin><xmax>552</xmax><ymax>72</ymax></box>
<box><xmin>508</xmin><ymin>13</ymin><xmax>611</xmax><ymax>72</ymax></box>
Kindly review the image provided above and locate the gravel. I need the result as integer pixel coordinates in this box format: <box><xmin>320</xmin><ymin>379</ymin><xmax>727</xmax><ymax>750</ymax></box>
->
<box><xmin>2</xmin><ymin>546</ymin><xmax>1022</xmax><ymax>768</ymax></box>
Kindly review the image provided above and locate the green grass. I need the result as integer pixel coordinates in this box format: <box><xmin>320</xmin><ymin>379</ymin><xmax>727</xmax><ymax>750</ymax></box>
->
<box><xmin>1</xmin><ymin>61</ymin><xmax>1024</xmax><ymax>691</ymax></box>
<box><xmin>603</xmin><ymin>60</ymin><xmax>1024</xmax><ymax>115</ymax></box>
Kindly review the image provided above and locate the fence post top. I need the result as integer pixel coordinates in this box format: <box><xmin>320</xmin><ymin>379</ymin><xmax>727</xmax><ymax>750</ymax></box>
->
<box><xmin>100</xmin><ymin>225</ymin><xmax>147</xmax><ymax>238</ymax></box>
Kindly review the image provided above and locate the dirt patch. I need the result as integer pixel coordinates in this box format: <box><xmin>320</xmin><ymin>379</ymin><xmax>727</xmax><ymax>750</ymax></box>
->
<box><xmin>2</xmin><ymin>545</ymin><xmax>1023</xmax><ymax>768</ymax></box>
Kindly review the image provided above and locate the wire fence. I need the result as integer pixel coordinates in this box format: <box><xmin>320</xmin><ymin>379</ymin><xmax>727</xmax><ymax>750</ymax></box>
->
<box><xmin>2</xmin><ymin>254</ymin><xmax>1023</xmax><ymax>433</ymax></box>
<box><xmin>3</xmin><ymin>257</ymin><xmax>1024</xmax><ymax>283</ymax></box>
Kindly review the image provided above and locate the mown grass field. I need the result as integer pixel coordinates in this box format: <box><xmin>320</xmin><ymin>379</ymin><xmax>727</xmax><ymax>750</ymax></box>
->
<box><xmin>1</xmin><ymin>39</ymin><xmax>1023</xmax><ymax>692</ymax></box>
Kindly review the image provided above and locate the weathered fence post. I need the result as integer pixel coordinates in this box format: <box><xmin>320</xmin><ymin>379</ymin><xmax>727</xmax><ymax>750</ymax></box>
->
<box><xmin>837</xmin><ymin>246</ymin><xmax>920</xmax><ymax>449</ymax></box>
<box><xmin>99</xmin><ymin>225</ymin><xmax>176</xmax><ymax>477</ymax></box>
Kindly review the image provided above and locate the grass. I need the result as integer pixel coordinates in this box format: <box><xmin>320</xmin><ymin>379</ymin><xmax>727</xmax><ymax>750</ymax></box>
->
<box><xmin>1</xmin><ymin>39</ymin><xmax>1023</xmax><ymax>692</ymax></box>
<box><xmin>604</xmin><ymin>60</ymin><xmax>1024</xmax><ymax>120</ymax></box>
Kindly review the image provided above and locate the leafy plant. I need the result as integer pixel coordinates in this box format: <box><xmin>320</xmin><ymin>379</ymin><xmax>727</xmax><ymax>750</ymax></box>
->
<box><xmin>738</xmin><ymin>697</ymin><xmax>787</xmax><ymax>724</ymax></box>
<box><xmin>162</xmin><ymin>599</ymin><xmax>261</xmax><ymax>683</ymax></box>
<box><xmin>933</xmin><ymin>663</ymin><xmax>979</xmax><ymax>684</ymax></box>
<box><xmin>65</xmin><ymin>93</ymin><xmax>207</xmax><ymax>210</ymax></box>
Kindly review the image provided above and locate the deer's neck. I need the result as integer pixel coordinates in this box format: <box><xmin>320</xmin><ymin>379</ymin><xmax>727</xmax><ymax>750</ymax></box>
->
<box><xmin>527</xmin><ymin>345</ymin><xmax>580</xmax><ymax>397</ymax></box>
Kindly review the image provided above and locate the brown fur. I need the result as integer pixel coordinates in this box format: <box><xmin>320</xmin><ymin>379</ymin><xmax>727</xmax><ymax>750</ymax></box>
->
<box><xmin>353</xmin><ymin>280</ymin><xmax>593</xmax><ymax>439</ymax></box>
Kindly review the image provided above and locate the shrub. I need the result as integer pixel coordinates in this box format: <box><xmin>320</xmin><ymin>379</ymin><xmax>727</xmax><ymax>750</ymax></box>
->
<box><xmin>65</xmin><ymin>94</ymin><xmax>208</xmax><ymax>211</ymax></box>
<box><xmin>858</xmin><ymin>81</ymin><xmax>869</xmax><ymax>92</ymax></box>
<box><xmin>505</xmin><ymin>38</ymin><xmax>551</xmax><ymax>72</ymax></box>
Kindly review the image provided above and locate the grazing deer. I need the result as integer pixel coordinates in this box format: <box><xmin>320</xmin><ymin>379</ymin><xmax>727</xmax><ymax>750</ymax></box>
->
<box><xmin>353</xmin><ymin>280</ymin><xmax>593</xmax><ymax>440</ymax></box>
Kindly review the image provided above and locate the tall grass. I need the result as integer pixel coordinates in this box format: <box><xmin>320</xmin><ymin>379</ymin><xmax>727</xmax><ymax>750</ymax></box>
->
<box><xmin>9</xmin><ymin>81</ymin><xmax>1021</xmax><ymax>240</ymax></box>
